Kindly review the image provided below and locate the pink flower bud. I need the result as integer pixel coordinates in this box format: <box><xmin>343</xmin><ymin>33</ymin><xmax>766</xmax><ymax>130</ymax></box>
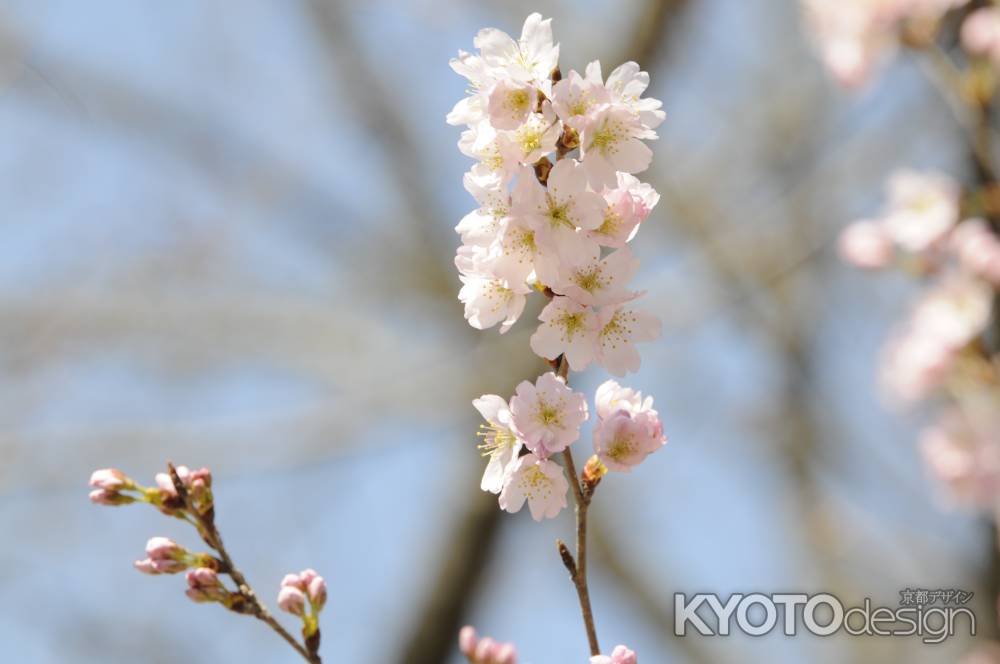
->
<box><xmin>838</xmin><ymin>220</ymin><xmax>893</xmax><ymax>269</ymax></box>
<box><xmin>146</xmin><ymin>536</ymin><xmax>184</xmax><ymax>560</ymax></box>
<box><xmin>278</xmin><ymin>585</ymin><xmax>306</xmax><ymax>616</ymax></box>
<box><xmin>134</xmin><ymin>558</ymin><xmax>158</xmax><ymax>575</ymax></box>
<box><xmin>185</xmin><ymin>567</ymin><xmax>227</xmax><ymax>603</ymax></box>
<box><xmin>281</xmin><ymin>573</ymin><xmax>303</xmax><ymax>589</ymax></box>
<box><xmin>88</xmin><ymin>489</ymin><xmax>136</xmax><ymax>506</ymax></box>
<box><xmin>493</xmin><ymin>643</ymin><xmax>518</xmax><ymax>664</ymax></box>
<box><xmin>474</xmin><ymin>637</ymin><xmax>496</xmax><ymax>663</ymax></box>
<box><xmin>89</xmin><ymin>468</ymin><xmax>131</xmax><ymax>490</ymax></box>
<box><xmin>307</xmin><ymin>575</ymin><xmax>327</xmax><ymax>611</ymax></box>
<box><xmin>458</xmin><ymin>626</ymin><xmax>478</xmax><ymax>656</ymax></box>
<box><xmin>155</xmin><ymin>472</ymin><xmax>177</xmax><ymax>497</ymax></box>
<box><xmin>298</xmin><ymin>568</ymin><xmax>318</xmax><ymax>587</ymax></box>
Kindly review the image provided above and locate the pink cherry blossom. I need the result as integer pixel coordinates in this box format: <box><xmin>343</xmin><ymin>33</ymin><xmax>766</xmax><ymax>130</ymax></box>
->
<box><xmin>499</xmin><ymin>453</ymin><xmax>569</xmax><ymax>520</ymax></box>
<box><xmin>498</xmin><ymin>106</ymin><xmax>561</xmax><ymax>166</ymax></box>
<box><xmin>951</xmin><ymin>219</ymin><xmax>1000</xmax><ymax>286</ymax></box>
<box><xmin>595</xmin><ymin>305</ymin><xmax>662</xmax><ymax>376</ymax></box>
<box><xmin>595</xmin><ymin>379</ymin><xmax>654</xmax><ymax>419</ymax></box>
<box><xmin>593</xmin><ymin>380</ymin><xmax>666</xmax><ymax>472</ymax></box>
<box><xmin>556</xmin><ymin>246</ymin><xmax>639</xmax><ymax>307</ymax></box>
<box><xmin>512</xmin><ymin>160</ymin><xmax>603</xmax><ymax>265</ymax></box>
<box><xmin>487</xmin><ymin>79</ymin><xmax>538</xmax><ymax>130</ymax></box>
<box><xmin>909</xmin><ymin>274</ymin><xmax>993</xmax><ymax>348</ymax></box>
<box><xmin>591</xmin><ymin>644</ymin><xmax>638</xmax><ymax>664</ymax></box>
<box><xmin>881</xmin><ymin>169</ymin><xmax>959</xmax><ymax>253</ymax></box>
<box><xmin>596</xmin><ymin>60</ymin><xmax>666</xmax><ymax>131</ymax></box>
<box><xmin>473</xmin><ymin>394</ymin><xmax>523</xmax><ymax>493</ymax></box>
<box><xmin>590</xmin><ymin>173</ymin><xmax>659</xmax><ymax>248</ymax></box>
<box><xmin>458</xmin><ymin>273</ymin><xmax>529</xmax><ymax>333</ymax></box>
<box><xmin>580</xmin><ymin>105</ymin><xmax>654</xmax><ymax>188</ymax></box>
<box><xmin>920</xmin><ymin>406</ymin><xmax>1000</xmax><ymax>508</ymax></box>
<box><xmin>529</xmin><ymin>297</ymin><xmax>600</xmax><ymax>371</ymax></box>
<box><xmin>962</xmin><ymin>8</ymin><xmax>1000</xmax><ymax>63</ymax></box>
<box><xmin>838</xmin><ymin>219</ymin><xmax>893</xmax><ymax>269</ymax></box>
<box><xmin>550</xmin><ymin>63</ymin><xmax>610</xmax><ymax>129</ymax></box>
<box><xmin>509</xmin><ymin>371</ymin><xmax>588</xmax><ymax>456</ymax></box>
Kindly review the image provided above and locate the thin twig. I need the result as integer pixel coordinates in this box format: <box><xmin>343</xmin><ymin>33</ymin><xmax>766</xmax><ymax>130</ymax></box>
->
<box><xmin>167</xmin><ymin>463</ymin><xmax>320</xmax><ymax>664</ymax></box>
<box><xmin>553</xmin><ymin>357</ymin><xmax>601</xmax><ymax>657</ymax></box>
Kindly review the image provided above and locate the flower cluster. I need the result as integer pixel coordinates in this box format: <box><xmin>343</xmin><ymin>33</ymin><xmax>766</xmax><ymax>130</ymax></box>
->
<box><xmin>459</xmin><ymin>626</ymin><xmax>518</xmax><ymax>664</ymax></box>
<box><xmin>475</xmin><ymin>375</ymin><xmax>666</xmax><ymax>520</ymax></box>
<box><xmin>838</xmin><ymin>169</ymin><xmax>1000</xmax><ymax>508</ymax></box>
<box><xmin>801</xmin><ymin>0</ymin><xmax>966</xmax><ymax>87</ymax></box>
<box><xmin>279</xmin><ymin>568</ymin><xmax>327</xmax><ymax>644</ymax></box>
<box><xmin>89</xmin><ymin>464</ymin><xmax>327</xmax><ymax>662</ymax></box>
<box><xmin>449</xmin><ymin>13</ymin><xmax>663</xmax><ymax>377</ymax></box>
<box><xmin>450</xmin><ymin>15</ymin><xmax>667</xmax><ymax>660</ymax></box>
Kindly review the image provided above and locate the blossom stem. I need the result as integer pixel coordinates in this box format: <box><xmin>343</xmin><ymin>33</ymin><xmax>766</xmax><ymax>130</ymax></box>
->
<box><xmin>167</xmin><ymin>464</ymin><xmax>321</xmax><ymax>664</ymax></box>
<box><xmin>553</xmin><ymin>358</ymin><xmax>601</xmax><ymax>656</ymax></box>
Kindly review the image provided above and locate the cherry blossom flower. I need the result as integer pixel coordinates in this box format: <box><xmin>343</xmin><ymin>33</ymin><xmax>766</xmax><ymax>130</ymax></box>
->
<box><xmin>910</xmin><ymin>274</ymin><xmax>993</xmax><ymax>348</ymax></box>
<box><xmin>800</xmin><ymin>0</ymin><xmax>901</xmax><ymax>88</ymax></box>
<box><xmin>487</xmin><ymin>78</ymin><xmax>538</xmax><ymax>130</ymax></box>
<box><xmin>962</xmin><ymin>7</ymin><xmax>1000</xmax><ymax>64</ymax></box>
<box><xmin>595</xmin><ymin>379</ymin><xmax>655</xmax><ymax>420</ymax></box>
<box><xmin>838</xmin><ymin>219</ymin><xmax>894</xmax><ymax>269</ymax></box>
<box><xmin>498</xmin><ymin>105</ymin><xmax>562</xmax><ymax>166</ymax></box>
<box><xmin>512</xmin><ymin>160</ymin><xmax>603</xmax><ymax>264</ymax></box>
<box><xmin>459</xmin><ymin>121</ymin><xmax>520</xmax><ymax>185</ymax></box>
<box><xmin>456</xmin><ymin>172</ymin><xmax>510</xmax><ymax>248</ymax></box>
<box><xmin>592</xmin><ymin>380</ymin><xmax>666</xmax><ymax>472</ymax></box>
<box><xmin>499</xmin><ymin>453</ymin><xmax>569</xmax><ymax>520</ymax></box>
<box><xmin>492</xmin><ymin>214</ymin><xmax>561</xmax><ymax>287</ymax></box>
<box><xmin>593</xmin><ymin>60</ymin><xmax>666</xmax><ymax>131</ymax></box>
<box><xmin>879</xmin><ymin>326</ymin><xmax>956</xmax><ymax>403</ymax></box>
<box><xmin>591</xmin><ymin>645</ymin><xmax>638</xmax><ymax>664</ymax></box>
<box><xmin>529</xmin><ymin>296</ymin><xmax>600</xmax><ymax>371</ymax></box>
<box><xmin>591</xmin><ymin>173</ymin><xmax>659</xmax><ymax>248</ymax></box>
<box><xmin>921</xmin><ymin>406</ymin><xmax>1000</xmax><ymax>508</ymax></box>
<box><xmin>509</xmin><ymin>371</ymin><xmax>588</xmax><ymax>456</ymax></box>
<box><xmin>951</xmin><ymin>219</ymin><xmax>1000</xmax><ymax>286</ymax></box>
<box><xmin>473</xmin><ymin>394</ymin><xmax>523</xmax><ymax>493</ymax></box>
<box><xmin>881</xmin><ymin>169</ymin><xmax>960</xmax><ymax>253</ymax></box>
<box><xmin>595</xmin><ymin>304</ymin><xmax>662</xmax><ymax>376</ymax></box>
<box><xmin>474</xmin><ymin>12</ymin><xmax>559</xmax><ymax>90</ymax></box>
<box><xmin>580</xmin><ymin>105</ymin><xmax>655</xmax><ymax>188</ymax></box>
<box><xmin>550</xmin><ymin>62</ymin><xmax>610</xmax><ymax>129</ymax></box>
<box><xmin>556</xmin><ymin>245</ymin><xmax>639</xmax><ymax>306</ymax></box>
<box><xmin>458</xmin><ymin>272</ymin><xmax>530</xmax><ymax>333</ymax></box>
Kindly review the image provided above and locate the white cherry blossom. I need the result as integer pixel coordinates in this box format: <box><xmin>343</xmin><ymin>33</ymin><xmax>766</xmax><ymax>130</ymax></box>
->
<box><xmin>499</xmin><ymin>453</ymin><xmax>569</xmax><ymax>520</ymax></box>
<box><xmin>530</xmin><ymin>296</ymin><xmax>600</xmax><ymax>371</ymax></box>
<box><xmin>473</xmin><ymin>394</ymin><xmax>523</xmax><ymax>493</ymax></box>
<box><xmin>595</xmin><ymin>305</ymin><xmax>662</xmax><ymax>376</ymax></box>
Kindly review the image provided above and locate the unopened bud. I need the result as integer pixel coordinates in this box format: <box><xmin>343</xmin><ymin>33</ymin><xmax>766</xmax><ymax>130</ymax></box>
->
<box><xmin>88</xmin><ymin>489</ymin><xmax>137</xmax><ymax>506</ymax></box>
<box><xmin>278</xmin><ymin>585</ymin><xmax>306</xmax><ymax>616</ymax></box>
<box><xmin>307</xmin><ymin>576</ymin><xmax>327</xmax><ymax>611</ymax></box>
<box><xmin>89</xmin><ymin>468</ymin><xmax>133</xmax><ymax>491</ymax></box>
<box><xmin>459</xmin><ymin>626</ymin><xmax>478</xmax><ymax>656</ymax></box>
<box><xmin>185</xmin><ymin>567</ymin><xmax>228</xmax><ymax>603</ymax></box>
<box><xmin>582</xmin><ymin>455</ymin><xmax>608</xmax><ymax>488</ymax></box>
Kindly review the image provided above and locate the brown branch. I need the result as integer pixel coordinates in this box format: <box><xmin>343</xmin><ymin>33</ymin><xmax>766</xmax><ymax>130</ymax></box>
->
<box><xmin>553</xmin><ymin>356</ymin><xmax>601</xmax><ymax>657</ymax></box>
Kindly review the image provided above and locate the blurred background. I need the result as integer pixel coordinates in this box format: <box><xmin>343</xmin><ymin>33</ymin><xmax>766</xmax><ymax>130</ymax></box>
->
<box><xmin>0</xmin><ymin>0</ymin><xmax>995</xmax><ymax>662</ymax></box>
